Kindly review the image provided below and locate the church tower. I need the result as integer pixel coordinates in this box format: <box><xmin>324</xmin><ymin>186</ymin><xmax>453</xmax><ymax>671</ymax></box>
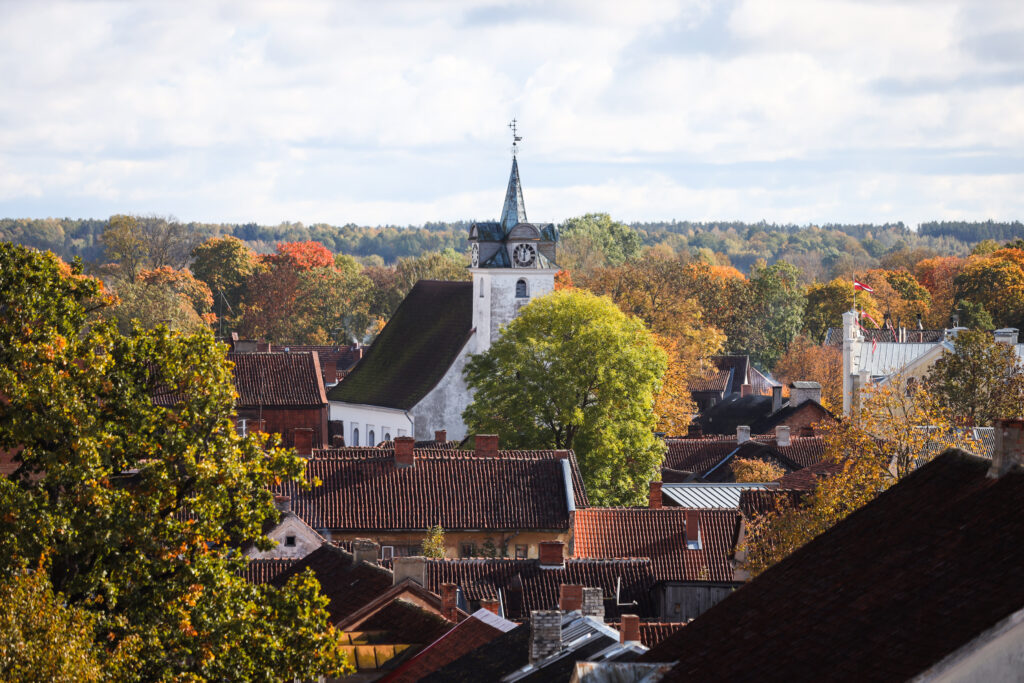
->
<box><xmin>468</xmin><ymin>132</ymin><xmax>558</xmax><ymax>353</ymax></box>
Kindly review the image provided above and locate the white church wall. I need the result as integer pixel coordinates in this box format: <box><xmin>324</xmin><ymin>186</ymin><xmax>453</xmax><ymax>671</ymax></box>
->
<box><xmin>411</xmin><ymin>336</ymin><xmax>476</xmax><ymax>441</ymax></box>
<box><xmin>328</xmin><ymin>401</ymin><xmax>412</xmax><ymax>447</ymax></box>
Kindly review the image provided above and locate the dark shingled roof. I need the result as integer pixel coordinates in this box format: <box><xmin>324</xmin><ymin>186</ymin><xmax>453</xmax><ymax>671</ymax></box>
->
<box><xmin>824</xmin><ymin>326</ymin><xmax>945</xmax><ymax>346</ymax></box>
<box><xmin>271</xmin><ymin>344</ymin><xmax>364</xmax><ymax>375</ymax></box>
<box><xmin>382</xmin><ymin>612</ymin><xmax>508</xmax><ymax>683</ymax></box>
<box><xmin>664</xmin><ymin>434</ymin><xmax>827</xmax><ymax>481</ymax></box>
<box><xmin>327</xmin><ymin>280</ymin><xmax>473</xmax><ymax>410</ymax></box>
<box><xmin>276</xmin><ymin>451</ymin><xmax>575</xmax><ymax>532</ymax></box>
<box><xmin>746</xmin><ymin>400</ymin><xmax>836</xmax><ymax>434</ymax></box>
<box><xmin>227</xmin><ymin>351</ymin><xmax>327</xmax><ymax>407</ymax></box>
<box><xmin>573</xmin><ymin>508</ymin><xmax>742</xmax><ymax>583</ymax></box>
<box><xmin>623</xmin><ymin>621</ymin><xmax>688</xmax><ymax>648</ymax></box>
<box><xmin>271</xmin><ymin>544</ymin><xmax>394</xmax><ymax>624</ymax></box>
<box><xmin>642</xmin><ymin>450</ymin><xmax>1024</xmax><ymax>680</ymax></box>
<box><xmin>425</xmin><ymin>558</ymin><xmax>657</xmax><ymax>620</ymax></box>
<box><xmin>421</xmin><ymin>624</ymin><xmax>531</xmax><ymax>683</ymax></box>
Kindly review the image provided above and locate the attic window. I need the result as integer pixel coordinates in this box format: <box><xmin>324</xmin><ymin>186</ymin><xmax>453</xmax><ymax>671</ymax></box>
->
<box><xmin>284</xmin><ymin>535</ymin><xmax>296</xmax><ymax>547</ymax></box>
<box><xmin>516</xmin><ymin>279</ymin><xmax>528</xmax><ymax>298</ymax></box>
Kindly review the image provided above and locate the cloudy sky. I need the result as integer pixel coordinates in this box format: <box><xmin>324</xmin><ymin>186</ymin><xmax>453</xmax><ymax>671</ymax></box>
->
<box><xmin>1</xmin><ymin>0</ymin><xmax>1023</xmax><ymax>228</ymax></box>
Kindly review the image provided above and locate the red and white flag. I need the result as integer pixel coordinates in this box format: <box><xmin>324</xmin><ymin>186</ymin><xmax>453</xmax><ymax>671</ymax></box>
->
<box><xmin>860</xmin><ymin>310</ymin><xmax>881</xmax><ymax>328</ymax></box>
<box><xmin>853</xmin><ymin>279</ymin><xmax>874</xmax><ymax>292</ymax></box>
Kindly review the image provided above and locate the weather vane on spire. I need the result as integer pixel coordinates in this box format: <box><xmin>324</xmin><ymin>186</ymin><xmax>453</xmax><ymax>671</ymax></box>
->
<box><xmin>509</xmin><ymin>118</ymin><xmax>522</xmax><ymax>156</ymax></box>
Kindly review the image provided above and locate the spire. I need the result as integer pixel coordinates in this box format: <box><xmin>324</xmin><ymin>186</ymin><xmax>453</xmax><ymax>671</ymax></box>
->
<box><xmin>500</xmin><ymin>156</ymin><xmax>527</xmax><ymax>234</ymax></box>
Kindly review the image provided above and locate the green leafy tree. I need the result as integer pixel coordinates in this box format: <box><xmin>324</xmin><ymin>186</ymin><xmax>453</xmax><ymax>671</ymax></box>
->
<box><xmin>924</xmin><ymin>330</ymin><xmax>1024</xmax><ymax>427</ymax></box>
<box><xmin>102</xmin><ymin>214</ymin><xmax>147</xmax><ymax>281</ymax></box>
<box><xmin>954</xmin><ymin>299</ymin><xmax>994</xmax><ymax>330</ymax></box>
<box><xmin>190</xmin><ymin>235</ymin><xmax>257</xmax><ymax>316</ymax></box>
<box><xmin>463</xmin><ymin>289</ymin><xmax>667</xmax><ymax>505</ymax></box>
<box><xmin>0</xmin><ymin>243</ymin><xmax>350</xmax><ymax>680</ymax></box>
<box><xmin>560</xmin><ymin>213</ymin><xmax>642</xmax><ymax>267</ymax></box>
<box><xmin>421</xmin><ymin>524</ymin><xmax>446</xmax><ymax>558</ymax></box>
<box><xmin>803</xmin><ymin>279</ymin><xmax>879</xmax><ymax>343</ymax></box>
<box><xmin>954</xmin><ymin>251</ymin><xmax>1024</xmax><ymax>328</ymax></box>
<box><xmin>733</xmin><ymin>261</ymin><xmax>806</xmax><ymax>368</ymax></box>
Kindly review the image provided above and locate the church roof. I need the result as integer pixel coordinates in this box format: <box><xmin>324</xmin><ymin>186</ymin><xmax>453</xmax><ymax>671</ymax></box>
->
<box><xmin>327</xmin><ymin>280</ymin><xmax>473</xmax><ymax>410</ymax></box>
<box><xmin>500</xmin><ymin>157</ymin><xmax>527</xmax><ymax>233</ymax></box>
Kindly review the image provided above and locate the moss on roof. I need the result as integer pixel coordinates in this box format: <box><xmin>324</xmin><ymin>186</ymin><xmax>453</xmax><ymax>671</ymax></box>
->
<box><xmin>328</xmin><ymin>280</ymin><xmax>473</xmax><ymax>410</ymax></box>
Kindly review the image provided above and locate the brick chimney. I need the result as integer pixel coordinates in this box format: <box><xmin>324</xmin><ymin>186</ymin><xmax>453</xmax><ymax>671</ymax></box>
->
<box><xmin>440</xmin><ymin>583</ymin><xmax>459</xmax><ymax>622</ymax></box>
<box><xmin>776</xmin><ymin>425</ymin><xmax>791</xmax><ymax>447</ymax></box>
<box><xmin>538</xmin><ymin>541</ymin><xmax>565</xmax><ymax>567</ymax></box>
<box><xmin>620</xmin><ymin>614</ymin><xmax>640</xmax><ymax>644</ymax></box>
<box><xmin>736</xmin><ymin>425</ymin><xmax>750</xmax><ymax>444</ymax></box>
<box><xmin>989</xmin><ymin>418</ymin><xmax>1024</xmax><ymax>478</ymax></box>
<box><xmin>352</xmin><ymin>538</ymin><xmax>380</xmax><ymax>565</ymax></box>
<box><xmin>393</xmin><ymin>556</ymin><xmax>426</xmax><ymax>587</ymax></box>
<box><xmin>530</xmin><ymin>610</ymin><xmax>563</xmax><ymax>664</ymax></box>
<box><xmin>687</xmin><ymin>423</ymin><xmax>703</xmax><ymax>438</ymax></box>
<box><xmin>434</xmin><ymin>429</ymin><xmax>447</xmax><ymax>444</ymax></box>
<box><xmin>475</xmin><ymin>434</ymin><xmax>499</xmax><ymax>458</ymax></box>
<box><xmin>394</xmin><ymin>436</ymin><xmax>415</xmax><ymax>468</ymax></box>
<box><xmin>685</xmin><ymin>510</ymin><xmax>701</xmax><ymax>548</ymax></box>
<box><xmin>581</xmin><ymin>588</ymin><xmax>604</xmax><ymax>620</ymax></box>
<box><xmin>480</xmin><ymin>597</ymin><xmax>500</xmax><ymax>615</ymax></box>
<box><xmin>649</xmin><ymin>481</ymin><xmax>663</xmax><ymax>509</ymax></box>
<box><xmin>273</xmin><ymin>495</ymin><xmax>291</xmax><ymax>514</ymax></box>
<box><xmin>558</xmin><ymin>584</ymin><xmax>583</xmax><ymax>612</ymax></box>
<box><xmin>740</xmin><ymin>383</ymin><xmax>753</xmax><ymax>397</ymax></box>
<box><xmin>323</xmin><ymin>360</ymin><xmax>337</xmax><ymax>385</ymax></box>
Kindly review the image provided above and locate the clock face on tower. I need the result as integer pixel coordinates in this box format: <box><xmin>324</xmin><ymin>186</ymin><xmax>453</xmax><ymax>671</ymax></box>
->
<box><xmin>471</xmin><ymin>243</ymin><xmax>479</xmax><ymax>267</ymax></box>
<box><xmin>512</xmin><ymin>243</ymin><xmax>536</xmax><ymax>268</ymax></box>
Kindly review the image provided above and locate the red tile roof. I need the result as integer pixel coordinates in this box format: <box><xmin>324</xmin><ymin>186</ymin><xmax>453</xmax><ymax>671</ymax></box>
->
<box><xmin>328</xmin><ymin>280</ymin><xmax>473</xmax><ymax>410</ymax></box>
<box><xmin>227</xmin><ymin>351</ymin><xmax>327</xmax><ymax>407</ymax></box>
<box><xmin>688</xmin><ymin>368</ymin><xmax>732</xmax><ymax>394</ymax></box>
<box><xmin>241</xmin><ymin>558</ymin><xmax>298</xmax><ymax>584</ymax></box>
<box><xmin>573</xmin><ymin>508</ymin><xmax>741</xmax><ymax>583</ymax></box>
<box><xmin>642</xmin><ymin>450</ymin><xmax>1024</xmax><ymax>680</ymax></box>
<box><xmin>270</xmin><ymin>544</ymin><xmax>395</xmax><ymax>624</ymax></box>
<box><xmin>774</xmin><ymin>459</ymin><xmax>844</xmax><ymax>490</ymax></box>
<box><xmin>664</xmin><ymin>434</ymin><xmax>827</xmax><ymax>479</ymax></box>
<box><xmin>619</xmin><ymin>621</ymin><xmax>688</xmax><ymax>648</ymax></box>
<box><xmin>310</xmin><ymin>446</ymin><xmax>589</xmax><ymax>508</ymax></box>
<box><xmin>271</xmin><ymin>344</ymin><xmax>363</xmax><ymax>374</ymax></box>
<box><xmin>381</xmin><ymin>612</ymin><xmax>509</xmax><ymax>683</ymax></box>
<box><xmin>424</xmin><ymin>558</ymin><xmax>657</xmax><ymax>620</ymax></box>
<box><xmin>276</xmin><ymin>451</ymin><xmax>575</xmax><ymax>532</ymax></box>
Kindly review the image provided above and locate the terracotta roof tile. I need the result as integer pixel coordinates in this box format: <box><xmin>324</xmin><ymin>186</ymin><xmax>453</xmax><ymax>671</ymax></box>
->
<box><xmin>573</xmin><ymin>508</ymin><xmax>741</xmax><ymax>583</ymax></box>
<box><xmin>277</xmin><ymin>451</ymin><xmax>574</xmax><ymax>532</ymax></box>
<box><xmin>270</xmin><ymin>344</ymin><xmax>363</xmax><ymax>374</ymax></box>
<box><xmin>424</xmin><ymin>558</ymin><xmax>657</xmax><ymax>620</ymax></box>
<box><xmin>240</xmin><ymin>558</ymin><xmax>298</xmax><ymax>584</ymax></box>
<box><xmin>328</xmin><ymin>280</ymin><xmax>473</xmax><ymax>410</ymax></box>
<box><xmin>664</xmin><ymin>435</ymin><xmax>827</xmax><ymax>479</ymax></box>
<box><xmin>688</xmin><ymin>368</ymin><xmax>732</xmax><ymax>393</ymax></box>
<box><xmin>642</xmin><ymin>450</ymin><xmax>1024</xmax><ymax>680</ymax></box>
<box><xmin>381</xmin><ymin>611</ymin><xmax>510</xmax><ymax>683</ymax></box>
<box><xmin>619</xmin><ymin>621</ymin><xmax>688</xmax><ymax>648</ymax></box>
<box><xmin>227</xmin><ymin>351</ymin><xmax>327</xmax><ymax>407</ymax></box>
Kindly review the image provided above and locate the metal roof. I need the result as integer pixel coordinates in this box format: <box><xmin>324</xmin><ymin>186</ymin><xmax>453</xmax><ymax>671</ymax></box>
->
<box><xmin>662</xmin><ymin>483</ymin><xmax>778</xmax><ymax>509</ymax></box>
<box><xmin>855</xmin><ymin>342</ymin><xmax>935</xmax><ymax>377</ymax></box>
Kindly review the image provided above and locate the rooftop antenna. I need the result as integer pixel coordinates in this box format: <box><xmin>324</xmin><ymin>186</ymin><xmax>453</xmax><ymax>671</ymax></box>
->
<box><xmin>508</xmin><ymin>118</ymin><xmax>522</xmax><ymax>156</ymax></box>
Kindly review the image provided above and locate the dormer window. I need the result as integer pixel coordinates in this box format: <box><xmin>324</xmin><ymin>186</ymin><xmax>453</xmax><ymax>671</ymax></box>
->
<box><xmin>516</xmin><ymin>279</ymin><xmax>528</xmax><ymax>298</ymax></box>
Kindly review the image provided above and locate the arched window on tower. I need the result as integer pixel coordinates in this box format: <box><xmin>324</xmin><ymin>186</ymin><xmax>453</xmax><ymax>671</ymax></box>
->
<box><xmin>352</xmin><ymin>428</ymin><xmax>360</xmax><ymax>447</ymax></box>
<box><xmin>516</xmin><ymin>279</ymin><xmax>528</xmax><ymax>298</ymax></box>
<box><xmin>368</xmin><ymin>430</ymin><xmax>375</xmax><ymax>446</ymax></box>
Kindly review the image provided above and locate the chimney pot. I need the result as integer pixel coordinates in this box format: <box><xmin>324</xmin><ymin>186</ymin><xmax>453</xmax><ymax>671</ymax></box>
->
<box><xmin>740</xmin><ymin>384</ymin><xmax>753</xmax><ymax>397</ymax></box>
<box><xmin>323</xmin><ymin>360</ymin><xmax>338</xmax><ymax>385</ymax></box>
<box><xmin>441</xmin><ymin>582</ymin><xmax>459</xmax><ymax>622</ymax></box>
<box><xmin>990</xmin><ymin>418</ymin><xmax>1024</xmax><ymax>478</ymax></box>
<box><xmin>392</xmin><ymin>556</ymin><xmax>427</xmax><ymax>587</ymax></box>
<box><xmin>736</xmin><ymin>425</ymin><xmax>751</xmax><ymax>444</ymax></box>
<box><xmin>480</xmin><ymin>597</ymin><xmax>501</xmax><ymax>615</ymax></box>
<box><xmin>434</xmin><ymin>429</ymin><xmax>447</xmax><ymax>444</ymax></box>
<box><xmin>771</xmin><ymin>384</ymin><xmax>783</xmax><ymax>413</ymax></box>
<box><xmin>620</xmin><ymin>614</ymin><xmax>640</xmax><ymax>644</ymax></box>
<box><xmin>776</xmin><ymin>425</ymin><xmax>791</xmax><ymax>447</ymax></box>
<box><xmin>394</xmin><ymin>436</ymin><xmax>415</xmax><ymax>467</ymax></box>
<box><xmin>352</xmin><ymin>538</ymin><xmax>380</xmax><ymax>565</ymax></box>
<box><xmin>558</xmin><ymin>584</ymin><xmax>583</xmax><ymax>612</ymax></box>
<box><xmin>649</xmin><ymin>481</ymin><xmax>663</xmax><ymax>509</ymax></box>
<box><xmin>530</xmin><ymin>610</ymin><xmax>563</xmax><ymax>664</ymax></box>
<box><xmin>475</xmin><ymin>434</ymin><xmax>499</xmax><ymax>458</ymax></box>
<box><xmin>685</xmin><ymin>510</ymin><xmax>701</xmax><ymax>548</ymax></box>
<box><xmin>581</xmin><ymin>587</ymin><xmax>604</xmax><ymax>620</ymax></box>
<box><xmin>538</xmin><ymin>541</ymin><xmax>565</xmax><ymax>567</ymax></box>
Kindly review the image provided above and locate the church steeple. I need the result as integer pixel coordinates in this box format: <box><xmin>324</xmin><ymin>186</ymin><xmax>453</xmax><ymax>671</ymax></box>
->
<box><xmin>499</xmin><ymin>156</ymin><xmax>527</xmax><ymax>234</ymax></box>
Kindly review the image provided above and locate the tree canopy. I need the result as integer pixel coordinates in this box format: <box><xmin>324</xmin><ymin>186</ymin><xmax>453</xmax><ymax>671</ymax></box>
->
<box><xmin>462</xmin><ymin>289</ymin><xmax>667</xmax><ymax>506</ymax></box>
<box><xmin>0</xmin><ymin>243</ymin><xmax>349</xmax><ymax>680</ymax></box>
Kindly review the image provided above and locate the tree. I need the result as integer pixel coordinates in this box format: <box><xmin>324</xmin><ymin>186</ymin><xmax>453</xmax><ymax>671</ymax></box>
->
<box><xmin>421</xmin><ymin>524</ymin><xmax>446</xmax><ymax>559</ymax></box>
<box><xmin>772</xmin><ymin>336</ymin><xmax>842</xmax><ymax>412</ymax></box>
<box><xmin>0</xmin><ymin>243</ymin><xmax>350</xmax><ymax>680</ymax></box>
<box><xmin>953</xmin><ymin>299</ymin><xmax>994</xmax><ymax>330</ymax></box>
<box><xmin>924</xmin><ymin>330</ymin><xmax>1024</xmax><ymax>427</ymax></box>
<box><xmin>560</xmin><ymin>213</ymin><xmax>642</xmax><ymax>267</ymax></box>
<box><xmin>463</xmin><ymin>290</ymin><xmax>667</xmax><ymax>506</ymax></box>
<box><xmin>101</xmin><ymin>215</ymin><xmax>199</xmax><ymax>280</ymax></box>
<box><xmin>102</xmin><ymin>214</ymin><xmax>147</xmax><ymax>281</ymax></box>
<box><xmin>860</xmin><ymin>268</ymin><xmax>931</xmax><ymax>327</ymax></box>
<box><xmin>734</xmin><ymin>261</ymin><xmax>806</xmax><ymax>369</ymax></box>
<box><xmin>954</xmin><ymin>251</ymin><xmax>1024</xmax><ymax>328</ymax></box>
<box><xmin>740</xmin><ymin>379</ymin><xmax>972</xmax><ymax>577</ymax></box>
<box><xmin>190</xmin><ymin>236</ymin><xmax>257</xmax><ymax>315</ymax></box>
<box><xmin>732</xmin><ymin>458</ymin><xmax>785</xmax><ymax>483</ymax></box>
<box><xmin>802</xmin><ymin>278</ymin><xmax>879</xmax><ymax>344</ymax></box>
<box><xmin>915</xmin><ymin>256</ymin><xmax>966</xmax><ymax>327</ymax></box>
<box><xmin>107</xmin><ymin>278</ymin><xmax>210</xmax><ymax>335</ymax></box>
<box><xmin>0</xmin><ymin>567</ymin><xmax>115</xmax><ymax>682</ymax></box>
